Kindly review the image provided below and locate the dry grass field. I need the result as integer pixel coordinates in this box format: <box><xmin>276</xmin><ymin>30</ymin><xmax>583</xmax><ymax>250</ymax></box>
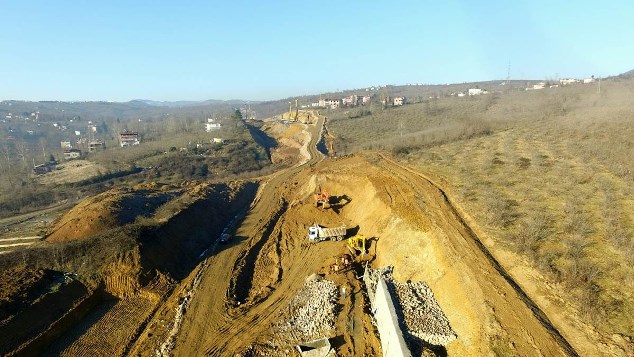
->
<box><xmin>329</xmin><ymin>79</ymin><xmax>634</xmax><ymax>350</ymax></box>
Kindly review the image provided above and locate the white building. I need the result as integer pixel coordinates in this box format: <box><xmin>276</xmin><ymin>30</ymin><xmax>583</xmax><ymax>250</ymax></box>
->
<box><xmin>342</xmin><ymin>95</ymin><xmax>358</xmax><ymax>107</ymax></box>
<box><xmin>393</xmin><ymin>96</ymin><xmax>405</xmax><ymax>106</ymax></box>
<box><xmin>527</xmin><ymin>82</ymin><xmax>546</xmax><ymax>90</ymax></box>
<box><xmin>205</xmin><ymin>118</ymin><xmax>222</xmax><ymax>132</ymax></box>
<box><xmin>119</xmin><ymin>131</ymin><xmax>140</xmax><ymax>147</ymax></box>
<box><xmin>468</xmin><ymin>88</ymin><xmax>487</xmax><ymax>96</ymax></box>
<box><xmin>560</xmin><ymin>78</ymin><xmax>579</xmax><ymax>85</ymax></box>
<box><xmin>318</xmin><ymin>98</ymin><xmax>340</xmax><ymax>109</ymax></box>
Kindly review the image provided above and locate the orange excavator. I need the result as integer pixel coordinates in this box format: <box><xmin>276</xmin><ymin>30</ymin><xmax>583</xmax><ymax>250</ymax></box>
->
<box><xmin>314</xmin><ymin>186</ymin><xmax>331</xmax><ymax>209</ymax></box>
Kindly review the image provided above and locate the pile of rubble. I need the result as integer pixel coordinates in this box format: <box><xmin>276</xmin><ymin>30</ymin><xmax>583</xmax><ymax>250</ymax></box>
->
<box><xmin>273</xmin><ymin>274</ymin><xmax>339</xmax><ymax>346</ymax></box>
<box><xmin>364</xmin><ymin>266</ymin><xmax>457</xmax><ymax>346</ymax></box>
<box><xmin>392</xmin><ymin>280</ymin><xmax>456</xmax><ymax>346</ymax></box>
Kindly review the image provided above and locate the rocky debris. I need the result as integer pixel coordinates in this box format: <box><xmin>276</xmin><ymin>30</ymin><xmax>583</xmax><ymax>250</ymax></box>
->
<box><xmin>392</xmin><ymin>280</ymin><xmax>456</xmax><ymax>346</ymax></box>
<box><xmin>271</xmin><ymin>274</ymin><xmax>339</xmax><ymax>348</ymax></box>
<box><xmin>364</xmin><ymin>266</ymin><xmax>457</xmax><ymax>347</ymax></box>
<box><xmin>156</xmin><ymin>259</ymin><xmax>208</xmax><ymax>356</ymax></box>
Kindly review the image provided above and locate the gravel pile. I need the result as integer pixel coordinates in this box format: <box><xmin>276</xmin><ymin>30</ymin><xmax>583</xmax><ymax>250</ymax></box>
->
<box><xmin>364</xmin><ymin>266</ymin><xmax>457</xmax><ymax>346</ymax></box>
<box><xmin>392</xmin><ymin>281</ymin><xmax>457</xmax><ymax>346</ymax></box>
<box><xmin>273</xmin><ymin>274</ymin><xmax>339</xmax><ymax>346</ymax></box>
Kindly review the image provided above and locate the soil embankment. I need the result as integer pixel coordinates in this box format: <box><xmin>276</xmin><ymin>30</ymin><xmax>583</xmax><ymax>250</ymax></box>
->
<box><xmin>0</xmin><ymin>111</ymin><xmax>587</xmax><ymax>356</ymax></box>
<box><xmin>167</xmin><ymin>116</ymin><xmax>574</xmax><ymax>356</ymax></box>
<box><xmin>0</xmin><ymin>181</ymin><xmax>258</xmax><ymax>356</ymax></box>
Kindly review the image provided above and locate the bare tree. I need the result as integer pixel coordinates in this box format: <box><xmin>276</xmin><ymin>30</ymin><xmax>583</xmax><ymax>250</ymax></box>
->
<box><xmin>39</xmin><ymin>137</ymin><xmax>48</xmax><ymax>162</ymax></box>
<box><xmin>16</xmin><ymin>141</ymin><xmax>30</xmax><ymax>166</ymax></box>
<box><xmin>0</xmin><ymin>142</ymin><xmax>12</xmax><ymax>166</ymax></box>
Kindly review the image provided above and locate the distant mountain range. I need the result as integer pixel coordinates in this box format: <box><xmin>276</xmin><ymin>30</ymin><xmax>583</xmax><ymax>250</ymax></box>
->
<box><xmin>130</xmin><ymin>99</ymin><xmax>259</xmax><ymax>108</ymax></box>
<box><xmin>614</xmin><ymin>69</ymin><xmax>634</xmax><ymax>79</ymax></box>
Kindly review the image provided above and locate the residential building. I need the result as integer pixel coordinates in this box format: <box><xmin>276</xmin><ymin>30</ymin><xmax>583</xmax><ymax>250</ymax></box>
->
<box><xmin>88</xmin><ymin>140</ymin><xmax>105</xmax><ymax>152</ymax></box>
<box><xmin>342</xmin><ymin>95</ymin><xmax>358</xmax><ymax>107</ymax></box>
<box><xmin>393</xmin><ymin>96</ymin><xmax>406</xmax><ymax>106</ymax></box>
<box><xmin>119</xmin><ymin>131</ymin><xmax>140</xmax><ymax>147</ymax></box>
<box><xmin>560</xmin><ymin>78</ymin><xmax>579</xmax><ymax>85</ymax></box>
<box><xmin>205</xmin><ymin>118</ymin><xmax>222</xmax><ymax>132</ymax></box>
<box><xmin>468</xmin><ymin>88</ymin><xmax>487</xmax><ymax>96</ymax></box>
<box><xmin>60</xmin><ymin>141</ymin><xmax>72</xmax><ymax>149</ymax></box>
<box><xmin>63</xmin><ymin>148</ymin><xmax>81</xmax><ymax>160</ymax></box>
<box><xmin>318</xmin><ymin>98</ymin><xmax>340</xmax><ymax>109</ymax></box>
<box><xmin>526</xmin><ymin>82</ymin><xmax>546</xmax><ymax>90</ymax></box>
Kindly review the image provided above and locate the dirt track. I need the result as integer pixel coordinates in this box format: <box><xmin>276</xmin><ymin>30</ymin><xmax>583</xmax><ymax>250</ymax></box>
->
<box><xmin>149</xmin><ymin>113</ymin><xmax>579</xmax><ymax>356</ymax></box>
<box><xmin>2</xmin><ymin>111</ymin><xmax>584</xmax><ymax>356</ymax></box>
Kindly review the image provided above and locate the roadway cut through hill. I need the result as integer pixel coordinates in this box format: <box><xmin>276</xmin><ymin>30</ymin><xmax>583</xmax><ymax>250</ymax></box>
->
<box><xmin>165</xmin><ymin>151</ymin><xmax>577</xmax><ymax>356</ymax></box>
<box><xmin>1</xmin><ymin>111</ymin><xmax>581</xmax><ymax>356</ymax></box>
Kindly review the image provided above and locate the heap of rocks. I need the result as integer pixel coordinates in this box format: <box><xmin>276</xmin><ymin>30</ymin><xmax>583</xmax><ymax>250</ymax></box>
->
<box><xmin>392</xmin><ymin>280</ymin><xmax>457</xmax><ymax>346</ymax></box>
<box><xmin>273</xmin><ymin>274</ymin><xmax>338</xmax><ymax>345</ymax></box>
<box><xmin>364</xmin><ymin>266</ymin><xmax>457</xmax><ymax>347</ymax></box>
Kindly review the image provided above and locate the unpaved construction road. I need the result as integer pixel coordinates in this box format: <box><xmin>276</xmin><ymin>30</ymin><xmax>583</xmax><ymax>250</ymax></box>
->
<box><xmin>2</xmin><ymin>111</ymin><xmax>586</xmax><ymax>356</ymax></box>
<box><xmin>132</xmin><ymin>113</ymin><xmax>579</xmax><ymax>356</ymax></box>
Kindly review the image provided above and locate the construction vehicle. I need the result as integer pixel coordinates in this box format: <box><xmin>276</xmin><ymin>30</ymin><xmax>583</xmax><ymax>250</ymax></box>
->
<box><xmin>347</xmin><ymin>234</ymin><xmax>368</xmax><ymax>255</ymax></box>
<box><xmin>307</xmin><ymin>224</ymin><xmax>346</xmax><ymax>242</ymax></box>
<box><xmin>314</xmin><ymin>185</ymin><xmax>331</xmax><ymax>209</ymax></box>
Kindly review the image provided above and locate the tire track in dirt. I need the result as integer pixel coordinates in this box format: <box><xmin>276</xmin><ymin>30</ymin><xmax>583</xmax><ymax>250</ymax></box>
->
<box><xmin>375</xmin><ymin>152</ymin><xmax>579</xmax><ymax>357</ymax></box>
<box><xmin>229</xmin><ymin>199</ymin><xmax>288</xmax><ymax>304</ymax></box>
<box><xmin>171</xmin><ymin>115</ymin><xmax>326</xmax><ymax>356</ymax></box>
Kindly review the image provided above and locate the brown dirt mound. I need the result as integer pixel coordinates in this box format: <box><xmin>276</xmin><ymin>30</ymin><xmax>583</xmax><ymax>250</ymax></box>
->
<box><xmin>263</xmin><ymin>122</ymin><xmax>310</xmax><ymax>165</ymax></box>
<box><xmin>45</xmin><ymin>185</ymin><xmax>178</xmax><ymax>243</ymax></box>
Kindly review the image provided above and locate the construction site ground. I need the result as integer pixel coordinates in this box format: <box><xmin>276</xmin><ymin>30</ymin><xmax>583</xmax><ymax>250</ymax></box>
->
<box><xmin>0</xmin><ymin>112</ymin><xmax>595</xmax><ymax>356</ymax></box>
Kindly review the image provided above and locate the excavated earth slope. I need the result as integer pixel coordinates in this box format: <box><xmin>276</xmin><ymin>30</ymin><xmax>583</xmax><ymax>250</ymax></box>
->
<box><xmin>165</xmin><ymin>152</ymin><xmax>577</xmax><ymax>356</ymax></box>
<box><xmin>0</xmin><ymin>181</ymin><xmax>258</xmax><ymax>356</ymax></box>
<box><xmin>1</xmin><ymin>115</ymin><xmax>585</xmax><ymax>356</ymax></box>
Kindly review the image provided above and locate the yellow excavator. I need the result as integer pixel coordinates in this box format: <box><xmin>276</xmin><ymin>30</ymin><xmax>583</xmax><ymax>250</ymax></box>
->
<box><xmin>347</xmin><ymin>234</ymin><xmax>368</xmax><ymax>256</ymax></box>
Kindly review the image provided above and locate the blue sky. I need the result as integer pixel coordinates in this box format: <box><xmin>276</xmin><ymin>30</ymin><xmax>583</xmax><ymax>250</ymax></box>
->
<box><xmin>1</xmin><ymin>1</ymin><xmax>632</xmax><ymax>101</ymax></box>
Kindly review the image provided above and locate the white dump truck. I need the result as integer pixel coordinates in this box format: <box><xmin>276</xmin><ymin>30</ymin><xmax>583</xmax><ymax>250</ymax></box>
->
<box><xmin>307</xmin><ymin>224</ymin><xmax>347</xmax><ymax>242</ymax></box>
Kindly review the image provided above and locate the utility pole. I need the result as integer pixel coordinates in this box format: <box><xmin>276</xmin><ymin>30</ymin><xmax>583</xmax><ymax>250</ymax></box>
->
<box><xmin>506</xmin><ymin>61</ymin><xmax>511</xmax><ymax>86</ymax></box>
<box><xmin>597</xmin><ymin>76</ymin><xmax>601</xmax><ymax>94</ymax></box>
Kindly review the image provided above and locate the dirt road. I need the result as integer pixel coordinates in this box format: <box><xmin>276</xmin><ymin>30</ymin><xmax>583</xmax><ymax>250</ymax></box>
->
<box><xmin>172</xmin><ymin>115</ymin><xmax>334</xmax><ymax>355</ymax></box>
<box><xmin>159</xmin><ymin>113</ymin><xmax>582</xmax><ymax>356</ymax></box>
<box><xmin>18</xmin><ymin>110</ymin><xmax>585</xmax><ymax>356</ymax></box>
